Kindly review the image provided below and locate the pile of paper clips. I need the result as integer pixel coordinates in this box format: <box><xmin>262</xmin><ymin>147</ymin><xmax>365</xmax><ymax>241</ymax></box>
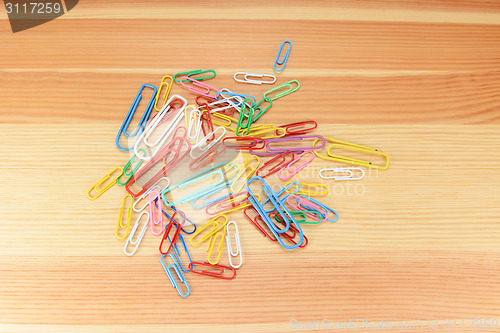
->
<box><xmin>87</xmin><ymin>40</ymin><xmax>389</xmax><ymax>297</ymax></box>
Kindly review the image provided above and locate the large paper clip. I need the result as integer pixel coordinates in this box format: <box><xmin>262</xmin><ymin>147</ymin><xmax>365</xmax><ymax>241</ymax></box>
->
<box><xmin>263</xmin><ymin>79</ymin><xmax>300</xmax><ymax>101</ymax></box>
<box><xmin>160</xmin><ymin>253</ymin><xmax>190</xmax><ymax>297</ymax></box>
<box><xmin>124</xmin><ymin>211</ymin><xmax>149</xmax><ymax>256</ymax></box>
<box><xmin>116</xmin><ymin>194</ymin><xmax>134</xmax><ymax>240</ymax></box>
<box><xmin>207</xmin><ymin>230</ymin><xmax>226</xmax><ymax>265</ymax></box>
<box><xmin>149</xmin><ymin>190</ymin><xmax>163</xmax><ymax>235</ymax></box>
<box><xmin>285</xmin><ymin>181</ymin><xmax>329</xmax><ymax>196</ymax></box>
<box><xmin>277</xmin><ymin>151</ymin><xmax>315</xmax><ymax>181</ymax></box>
<box><xmin>87</xmin><ymin>166</ymin><xmax>123</xmax><ymax>200</ymax></box>
<box><xmin>234</xmin><ymin>72</ymin><xmax>276</xmax><ymax>85</ymax></box>
<box><xmin>319</xmin><ymin>167</ymin><xmax>365</xmax><ymax>180</ymax></box>
<box><xmin>180</xmin><ymin>76</ymin><xmax>219</xmax><ymax>98</ymax></box>
<box><xmin>171</xmin><ymin>234</ymin><xmax>192</xmax><ymax>273</ymax></box>
<box><xmin>133</xmin><ymin>95</ymin><xmax>187</xmax><ymax>160</ymax></box>
<box><xmin>313</xmin><ymin>137</ymin><xmax>390</xmax><ymax>170</ymax></box>
<box><xmin>189</xmin><ymin>262</ymin><xmax>237</xmax><ymax>280</ymax></box>
<box><xmin>153</xmin><ymin>75</ymin><xmax>173</xmax><ymax>112</ymax></box>
<box><xmin>260</xmin><ymin>181</ymin><xmax>301</xmax><ymax>213</ymax></box>
<box><xmin>116</xmin><ymin>84</ymin><xmax>157</xmax><ymax>151</ymax></box>
<box><xmin>279</xmin><ymin>120</ymin><xmax>317</xmax><ymax>136</ymax></box>
<box><xmin>273</xmin><ymin>40</ymin><xmax>292</xmax><ymax>72</ymax></box>
<box><xmin>226</xmin><ymin>221</ymin><xmax>242</xmax><ymax>269</ymax></box>
<box><xmin>117</xmin><ymin>149</ymin><xmax>146</xmax><ymax>185</ymax></box>
<box><xmin>256</xmin><ymin>151</ymin><xmax>294</xmax><ymax>178</ymax></box>
<box><xmin>173</xmin><ymin>69</ymin><xmax>216</xmax><ymax>83</ymax></box>
<box><xmin>159</xmin><ymin>211</ymin><xmax>185</xmax><ymax>255</ymax></box>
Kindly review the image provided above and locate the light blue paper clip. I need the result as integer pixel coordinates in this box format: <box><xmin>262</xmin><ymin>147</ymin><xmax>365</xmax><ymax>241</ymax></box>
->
<box><xmin>191</xmin><ymin>185</ymin><xmax>233</xmax><ymax>210</ymax></box>
<box><xmin>116</xmin><ymin>84</ymin><xmax>157</xmax><ymax>151</ymax></box>
<box><xmin>261</xmin><ymin>181</ymin><xmax>300</xmax><ymax>213</ymax></box>
<box><xmin>160</xmin><ymin>253</ymin><xmax>190</xmax><ymax>297</ymax></box>
<box><xmin>245</xmin><ymin>176</ymin><xmax>304</xmax><ymax>249</ymax></box>
<box><xmin>273</xmin><ymin>40</ymin><xmax>292</xmax><ymax>72</ymax></box>
<box><xmin>168</xmin><ymin>234</ymin><xmax>192</xmax><ymax>273</ymax></box>
<box><xmin>298</xmin><ymin>195</ymin><xmax>339</xmax><ymax>223</ymax></box>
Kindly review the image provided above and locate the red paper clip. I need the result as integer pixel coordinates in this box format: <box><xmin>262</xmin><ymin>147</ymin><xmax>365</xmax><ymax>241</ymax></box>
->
<box><xmin>189</xmin><ymin>262</ymin><xmax>237</xmax><ymax>279</ymax></box>
<box><xmin>256</xmin><ymin>151</ymin><xmax>295</xmax><ymax>178</ymax></box>
<box><xmin>222</xmin><ymin>137</ymin><xmax>265</xmax><ymax>150</ymax></box>
<box><xmin>200</xmin><ymin>107</ymin><xmax>215</xmax><ymax>141</ymax></box>
<box><xmin>279</xmin><ymin>120</ymin><xmax>317</xmax><ymax>136</ymax></box>
<box><xmin>243</xmin><ymin>206</ymin><xmax>278</xmax><ymax>241</ymax></box>
<box><xmin>269</xmin><ymin>212</ymin><xmax>308</xmax><ymax>248</ymax></box>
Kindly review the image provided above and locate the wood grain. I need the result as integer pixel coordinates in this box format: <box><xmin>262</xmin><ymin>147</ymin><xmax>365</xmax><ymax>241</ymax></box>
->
<box><xmin>1</xmin><ymin>1</ymin><xmax>499</xmax><ymax>332</ymax></box>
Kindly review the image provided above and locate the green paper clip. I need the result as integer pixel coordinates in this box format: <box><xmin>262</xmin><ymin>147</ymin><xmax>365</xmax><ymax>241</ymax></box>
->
<box><xmin>263</xmin><ymin>80</ymin><xmax>300</xmax><ymax>101</ymax></box>
<box><xmin>117</xmin><ymin>148</ymin><xmax>147</xmax><ymax>185</ymax></box>
<box><xmin>173</xmin><ymin>69</ymin><xmax>216</xmax><ymax>83</ymax></box>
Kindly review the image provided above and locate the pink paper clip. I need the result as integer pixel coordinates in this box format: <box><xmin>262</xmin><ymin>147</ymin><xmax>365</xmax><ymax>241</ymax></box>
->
<box><xmin>149</xmin><ymin>190</ymin><xmax>163</xmax><ymax>235</ymax></box>
<box><xmin>277</xmin><ymin>151</ymin><xmax>315</xmax><ymax>180</ymax></box>
<box><xmin>179</xmin><ymin>76</ymin><xmax>219</xmax><ymax>98</ymax></box>
<box><xmin>286</xmin><ymin>194</ymin><xmax>326</xmax><ymax>222</ymax></box>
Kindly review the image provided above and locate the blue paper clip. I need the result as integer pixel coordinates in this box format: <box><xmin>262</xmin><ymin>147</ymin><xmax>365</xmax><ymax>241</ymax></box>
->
<box><xmin>160</xmin><ymin>253</ymin><xmax>190</xmax><ymax>297</ymax></box>
<box><xmin>168</xmin><ymin>234</ymin><xmax>192</xmax><ymax>273</ymax></box>
<box><xmin>155</xmin><ymin>199</ymin><xmax>197</xmax><ymax>234</ymax></box>
<box><xmin>116</xmin><ymin>84</ymin><xmax>157</xmax><ymax>151</ymax></box>
<box><xmin>245</xmin><ymin>176</ymin><xmax>304</xmax><ymax>249</ymax></box>
<box><xmin>298</xmin><ymin>195</ymin><xmax>339</xmax><ymax>223</ymax></box>
<box><xmin>273</xmin><ymin>40</ymin><xmax>292</xmax><ymax>73</ymax></box>
<box><xmin>261</xmin><ymin>181</ymin><xmax>300</xmax><ymax>213</ymax></box>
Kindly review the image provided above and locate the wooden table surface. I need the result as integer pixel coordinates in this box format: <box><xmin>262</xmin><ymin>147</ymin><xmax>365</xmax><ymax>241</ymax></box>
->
<box><xmin>1</xmin><ymin>1</ymin><xmax>500</xmax><ymax>332</ymax></box>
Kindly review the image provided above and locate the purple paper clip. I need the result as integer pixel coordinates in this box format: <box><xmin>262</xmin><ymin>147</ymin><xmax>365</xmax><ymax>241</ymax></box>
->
<box><xmin>266</xmin><ymin>135</ymin><xmax>325</xmax><ymax>153</ymax></box>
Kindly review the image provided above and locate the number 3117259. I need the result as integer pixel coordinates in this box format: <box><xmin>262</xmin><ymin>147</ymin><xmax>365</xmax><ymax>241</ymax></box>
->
<box><xmin>5</xmin><ymin>2</ymin><xmax>62</xmax><ymax>14</ymax></box>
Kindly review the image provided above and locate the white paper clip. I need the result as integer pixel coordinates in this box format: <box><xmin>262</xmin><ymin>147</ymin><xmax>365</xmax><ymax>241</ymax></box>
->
<box><xmin>132</xmin><ymin>177</ymin><xmax>170</xmax><ymax>212</ymax></box>
<box><xmin>226</xmin><ymin>221</ymin><xmax>242</xmax><ymax>269</ymax></box>
<box><xmin>133</xmin><ymin>95</ymin><xmax>187</xmax><ymax>160</ymax></box>
<box><xmin>234</xmin><ymin>72</ymin><xmax>276</xmax><ymax>85</ymax></box>
<box><xmin>319</xmin><ymin>167</ymin><xmax>365</xmax><ymax>180</ymax></box>
<box><xmin>124</xmin><ymin>211</ymin><xmax>149</xmax><ymax>256</ymax></box>
<box><xmin>190</xmin><ymin>126</ymin><xmax>226</xmax><ymax>159</ymax></box>
<box><xmin>186</xmin><ymin>107</ymin><xmax>202</xmax><ymax>144</ymax></box>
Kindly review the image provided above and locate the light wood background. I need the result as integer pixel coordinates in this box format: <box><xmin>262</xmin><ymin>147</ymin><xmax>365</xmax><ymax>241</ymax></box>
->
<box><xmin>1</xmin><ymin>1</ymin><xmax>500</xmax><ymax>332</ymax></box>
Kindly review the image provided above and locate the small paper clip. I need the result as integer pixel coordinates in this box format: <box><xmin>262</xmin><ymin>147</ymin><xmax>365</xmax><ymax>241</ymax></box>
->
<box><xmin>273</xmin><ymin>40</ymin><xmax>292</xmax><ymax>72</ymax></box>
<box><xmin>173</xmin><ymin>69</ymin><xmax>216</xmax><ymax>83</ymax></box>
<box><xmin>171</xmin><ymin>234</ymin><xmax>192</xmax><ymax>273</ymax></box>
<box><xmin>160</xmin><ymin>253</ymin><xmax>191</xmax><ymax>297</ymax></box>
<box><xmin>132</xmin><ymin>177</ymin><xmax>170</xmax><ymax>212</ymax></box>
<box><xmin>226</xmin><ymin>221</ymin><xmax>242</xmax><ymax>269</ymax></box>
<box><xmin>263</xmin><ymin>80</ymin><xmax>300</xmax><ymax>101</ymax></box>
<box><xmin>186</xmin><ymin>107</ymin><xmax>202</xmax><ymax>144</ymax></box>
<box><xmin>116</xmin><ymin>84</ymin><xmax>157</xmax><ymax>151</ymax></box>
<box><xmin>153</xmin><ymin>75</ymin><xmax>173</xmax><ymax>112</ymax></box>
<box><xmin>277</xmin><ymin>151</ymin><xmax>315</xmax><ymax>181</ymax></box>
<box><xmin>189</xmin><ymin>262</ymin><xmax>237</xmax><ymax>280</ymax></box>
<box><xmin>159</xmin><ymin>211</ymin><xmax>185</xmax><ymax>255</ymax></box>
<box><xmin>87</xmin><ymin>166</ymin><xmax>123</xmax><ymax>200</ymax></box>
<box><xmin>223</xmin><ymin>137</ymin><xmax>265</xmax><ymax>150</ymax></box>
<box><xmin>189</xmin><ymin>143</ymin><xmax>226</xmax><ymax>171</ymax></box>
<box><xmin>180</xmin><ymin>76</ymin><xmax>219</xmax><ymax>98</ymax></box>
<box><xmin>233</xmin><ymin>72</ymin><xmax>277</xmax><ymax>85</ymax></box>
<box><xmin>124</xmin><ymin>211</ymin><xmax>149</xmax><ymax>256</ymax></box>
<box><xmin>190</xmin><ymin>214</ymin><xmax>228</xmax><ymax>246</ymax></box>
<box><xmin>243</xmin><ymin>206</ymin><xmax>278</xmax><ymax>241</ymax></box>
<box><xmin>299</xmin><ymin>195</ymin><xmax>339</xmax><ymax>223</ymax></box>
<box><xmin>251</xmin><ymin>97</ymin><xmax>273</xmax><ymax>122</ymax></box>
<box><xmin>116</xmin><ymin>194</ymin><xmax>134</xmax><ymax>240</ymax></box>
<box><xmin>256</xmin><ymin>151</ymin><xmax>294</xmax><ymax>178</ymax></box>
<box><xmin>207</xmin><ymin>230</ymin><xmax>225</xmax><ymax>265</ymax></box>
<box><xmin>117</xmin><ymin>149</ymin><xmax>146</xmax><ymax>185</ymax></box>
<box><xmin>215</xmin><ymin>91</ymin><xmax>257</xmax><ymax>104</ymax></box>
<box><xmin>313</xmin><ymin>137</ymin><xmax>390</xmax><ymax>170</ymax></box>
<box><xmin>236</xmin><ymin>98</ymin><xmax>254</xmax><ymax>136</ymax></box>
<box><xmin>279</xmin><ymin>120</ymin><xmax>317</xmax><ymax>136</ymax></box>
<box><xmin>148</xmin><ymin>190</ymin><xmax>163</xmax><ymax>236</ymax></box>
<box><xmin>286</xmin><ymin>194</ymin><xmax>326</xmax><ymax>223</ymax></box>
<box><xmin>190</xmin><ymin>126</ymin><xmax>226</xmax><ymax>159</ymax></box>
<box><xmin>319</xmin><ymin>167</ymin><xmax>365</xmax><ymax>180</ymax></box>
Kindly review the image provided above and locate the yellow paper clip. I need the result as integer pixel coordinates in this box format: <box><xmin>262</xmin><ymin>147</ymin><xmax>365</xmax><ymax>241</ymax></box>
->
<box><xmin>207</xmin><ymin>229</ymin><xmax>226</xmax><ymax>265</ymax></box>
<box><xmin>313</xmin><ymin>137</ymin><xmax>389</xmax><ymax>170</ymax></box>
<box><xmin>87</xmin><ymin>166</ymin><xmax>123</xmax><ymax>200</ymax></box>
<box><xmin>285</xmin><ymin>181</ymin><xmax>329</xmax><ymax>196</ymax></box>
<box><xmin>153</xmin><ymin>75</ymin><xmax>173</xmax><ymax>112</ymax></box>
<box><xmin>190</xmin><ymin>214</ymin><xmax>228</xmax><ymax>246</ymax></box>
<box><xmin>116</xmin><ymin>194</ymin><xmax>134</xmax><ymax>240</ymax></box>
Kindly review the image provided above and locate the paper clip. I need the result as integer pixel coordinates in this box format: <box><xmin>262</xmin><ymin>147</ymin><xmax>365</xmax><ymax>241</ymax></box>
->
<box><xmin>117</xmin><ymin>149</ymin><xmax>146</xmax><ymax>185</ymax></box>
<box><xmin>132</xmin><ymin>177</ymin><xmax>169</xmax><ymax>212</ymax></box>
<box><xmin>273</xmin><ymin>40</ymin><xmax>292</xmax><ymax>72</ymax></box>
<box><xmin>236</xmin><ymin>99</ymin><xmax>254</xmax><ymax>136</ymax></box>
<box><xmin>207</xmin><ymin>230</ymin><xmax>225</xmax><ymax>265</ymax></box>
<box><xmin>191</xmin><ymin>184</ymin><xmax>232</xmax><ymax>210</ymax></box>
<box><xmin>149</xmin><ymin>190</ymin><xmax>163</xmax><ymax>235</ymax></box>
<box><xmin>186</xmin><ymin>107</ymin><xmax>202</xmax><ymax>144</ymax></box>
<box><xmin>189</xmin><ymin>143</ymin><xmax>226</xmax><ymax>170</ymax></box>
<box><xmin>153</xmin><ymin>75</ymin><xmax>173</xmax><ymax>112</ymax></box>
<box><xmin>285</xmin><ymin>181</ymin><xmax>329</xmax><ymax>196</ymax></box>
<box><xmin>116</xmin><ymin>84</ymin><xmax>157</xmax><ymax>151</ymax></box>
<box><xmin>280</xmin><ymin>120</ymin><xmax>317</xmax><ymax>136</ymax></box>
<box><xmin>266</xmin><ymin>135</ymin><xmax>325</xmax><ymax>152</ymax></box>
<box><xmin>200</xmin><ymin>108</ymin><xmax>215</xmax><ymax>141</ymax></box>
<box><xmin>251</xmin><ymin>97</ymin><xmax>273</xmax><ymax>122</ymax></box>
<box><xmin>319</xmin><ymin>167</ymin><xmax>365</xmax><ymax>180</ymax></box>
<box><xmin>190</xmin><ymin>126</ymin><xmax>226</xmax><ymax>159</ymax></box>
<box><xmin>261</xmin><ymin>181</ymin><xmax>300</xmax><ymax>213</ymax></box>
<box><xmin>124</xmin><ymin>211</ymin><xmax>149</xmax><ymax>256</ymax></box>
<box><xmin>233</xmin><ymin>72</ymin><xmax>277</xmax><ymax>85</ymax></box>
<box><xmin>215</xmin><ymin>91</ymin><xmax>257</xmax><ymax>105</ymax></box>
<box><xmin>226</xmin><ymin>221</ymin><xmax>242</xmax><ymax>269</ymax></box>
<box><xmin>160</xmin><ymin>253</ymin><xmax>190</xmax><ymax>297</ymax></box>
<box><xmin>277</xmin><ymin>151</ymin><xmax>315</xmax><ymax>181</ymax></box>
<box><xmin>116</xmin><ymin>194</ymin><xmax>134</xmax><ymax>240</ymax></box>
<box><xmin>173</xmin><ymin>69</ymin><xmax>216</xmax><ymax>83</ymax></box>
<box><xmin>256</xmin><ymin>151</ymin><xmax>294</xmax><ymax>178</ymax></box>
<box><xmin>180</xmin><ymin>76</ymin><xmax>219</xmax><ymax>98</ymax></box>
<box><xmin>159</xmin><ymin>211</ymin><xmax>185</xmax><ymax>254</ymax></box>
<box><xmin>243</xmin><ymin>206</ymin><xmax>278</xmax><ymax>241</ymax></box>
<box><xmin>190</xmin><ymin>214</ymin><xmax>228</xmax><ymax>246</ymax></box>
<box><xmin>314</xmin><ymin>137</ymin><xmax>390</xmax><ymax>170</ymax></box>
<box><xmin>263</xmin><ymin>79</ymin><xmax>300</xmax><ymax>101</ymax></box>
<box><xmin>286</xmin><ymin>194</ymin><xmax>326</xmax><ymax>222</ymax></box>
<box><xmin>171</xmin><ymin>234</ymin><xmax>192</xmax><ymax>273</ymax></box>
<box><xmin>87</xmin><ymin>166</ymin><xmax>123</xmax><ymax>200</ymax></box>
<box><xmin>189</xmin><ymin>262</ymin><xmax>236</xmax><ymax>280</ymax></box>
<box><xmin>223</xmin><ymin>137</ymin><xmax>265</xmax><ymax>150</ymax></box>
<box><xmin>158</xmin><ymin>200</ymin><xmax>197</xmax><ymax>235</ymax></box>
<box><xmin>297</xmin><ymin>195</ymin><xmax>338</xmax><ymax>223</ymax></box>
